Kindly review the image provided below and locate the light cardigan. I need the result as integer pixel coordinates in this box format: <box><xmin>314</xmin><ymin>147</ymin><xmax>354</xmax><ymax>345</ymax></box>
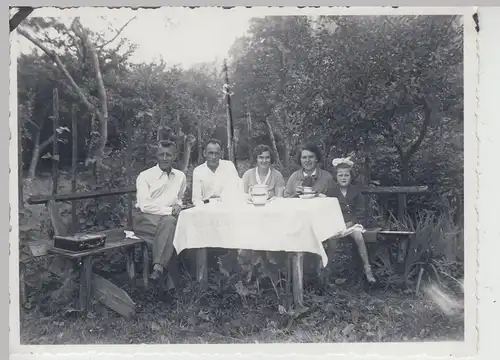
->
<box><xmin>241</xmin><ymin>167</ymin><xmax>286</xmax><ymax>197</ymax></box>
<box><xmin>283</xmin><ymin>168</ymin><xmax>334</xmax><ymax>198</ymax></box>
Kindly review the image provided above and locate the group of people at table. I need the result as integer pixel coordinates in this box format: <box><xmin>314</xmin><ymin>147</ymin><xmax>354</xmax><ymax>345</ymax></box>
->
<box><xmin>132</xmin><ymin>138</ymin><xmax>377</xmax><ymax>286</ymax></box>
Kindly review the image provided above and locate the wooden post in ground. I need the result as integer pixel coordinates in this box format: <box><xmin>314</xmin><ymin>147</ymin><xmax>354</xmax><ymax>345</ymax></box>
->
<box><xmin>71</xmin><ymin>105</ymin><xmax>78</xmax><ymax>233</ymax></box>
<box><xmin>223</xmin><ymin>60</ymin><xmax>235</xmax><ymax>164</ymax></box>
<box><xmin>125</xmin><ymin>108</ymin><xmax>133</xmax><ymax>228</ymax></box>
<box><xmin>397</xmin><ymin>193</ymin><xmax>407</xmax><ymax>220</ymax></box>
<box><xmin>142</xmin><ymin>243</ymin><xmax>149</xmax><ymax>288</ymax></box>
<box><xmin>196</xmin><ymin>248</ymin><xmax>208</xmax><ymax>291</ymax></box>
<box><xmin>52</xmin><ymin>88</ymin><xmax>59</xmax><ymax>195</ymax></box>
<box><xmin>79</xmin><ymin>256</ymin><xmax>93</xmax><ymax>310</ymax></box>
<box><xmin>291</xmin><ymin>252</ymin><xmax>304</xmax><ymax>308</ymax></box>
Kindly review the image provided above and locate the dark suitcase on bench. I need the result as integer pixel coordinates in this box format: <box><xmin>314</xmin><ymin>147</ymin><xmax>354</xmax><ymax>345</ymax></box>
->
<box><xmin>53</xmin><ymin>233</ymin><xmax>106</xmax><ymax>252</ymax></box>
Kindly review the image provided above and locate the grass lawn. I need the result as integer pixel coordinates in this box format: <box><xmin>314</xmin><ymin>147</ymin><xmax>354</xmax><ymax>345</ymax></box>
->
<box><xmin>20</xmin><ymin>264</ymin><xmax>464</xmax><ymax>344</ymax></box>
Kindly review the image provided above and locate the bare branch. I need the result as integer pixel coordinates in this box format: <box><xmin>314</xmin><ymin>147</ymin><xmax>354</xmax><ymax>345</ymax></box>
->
<box><xmin>39</xmin><ymin>134</ymin><xmax>55</xmax><ymax>151</ymax></box>
<box><xmin>25</xmin><ymin>118</ymin><xmax>40</xmax><ymax>130</ymax></box>
<box><xmin>97</xmin><ymin>16</ymin><xmax>137</xmax><ymax>50</ymax></box>
<box><xmin>17</xmin><ymin>28</ymin><xmax>99</xmax><ymax>116</ymax></box>
<box><xmin>71</xmin><ymin>18</ymin><xmax>109</xmax><ymax>170</ymax></box>
<box><xmin>72</xmin><ymin>18</ymin><xmax>108</xmax><ymax>117</ymax></box>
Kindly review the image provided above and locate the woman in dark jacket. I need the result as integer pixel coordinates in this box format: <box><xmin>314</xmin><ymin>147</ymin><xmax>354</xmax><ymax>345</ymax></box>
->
<box><xmin>327</xmin><ymin>157</ymin><xmax>376</xmax><ymax>283</ymax></box>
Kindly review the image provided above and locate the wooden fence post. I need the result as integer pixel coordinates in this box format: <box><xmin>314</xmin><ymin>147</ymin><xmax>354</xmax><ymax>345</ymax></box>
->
<box><xmin>223</xmin><ymin>60</ymin><xmax>235</xmax><ymax>164</ymax></box>
<box><xmin>52</xmin><ymin>88</ymin><xmax>59</xmax><ymax>195</ymax></box>
<box><xmin>71</xmin><ymin>104</ymin><xmax>78</xmax><ymax>233</ymax></box>
<box><xmin>126</xmin><ymin>109</ymin><xmax>133</xmax><ymax>228</ymax></box>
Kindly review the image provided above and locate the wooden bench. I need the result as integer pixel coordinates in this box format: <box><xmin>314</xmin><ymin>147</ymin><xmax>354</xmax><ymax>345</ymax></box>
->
<box><xmin>21</xmin><ymin>200</ymin><xmax>151</xmax><ymax>319</ymax></box>
<box><xmin>24</xmin><ymin>191</ymin><xmax>188</xmax><ymax>312</ymax></box>
<box><xmin>360</xmin><ymin>186</ymin><xmax>427</xmax><ymax>274</ymax></box>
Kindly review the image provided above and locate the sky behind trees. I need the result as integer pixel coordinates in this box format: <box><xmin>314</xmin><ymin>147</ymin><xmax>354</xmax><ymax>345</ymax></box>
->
<box><xmin>15</xmin><ymin>7</ymin><xmax>267</xmax><ymax>68</ymax></box>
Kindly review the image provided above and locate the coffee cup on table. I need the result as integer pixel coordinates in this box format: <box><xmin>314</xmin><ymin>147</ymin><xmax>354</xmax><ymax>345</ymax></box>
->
<box><xmin>303</xmin><ymin>186</ymin><xmax>314</xmax><ymax>194</ymax></box>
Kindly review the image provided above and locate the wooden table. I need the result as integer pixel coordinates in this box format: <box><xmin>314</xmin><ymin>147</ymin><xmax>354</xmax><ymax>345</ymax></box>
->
<box><xmin>49</xmin><ymin>237</ymin><xmax>145</xmax><ymax>313</ymax></box>
<box><xmin>173</xmin><ymin>198</ymin><xmax>347</xmax><ymax>308</ymax></box>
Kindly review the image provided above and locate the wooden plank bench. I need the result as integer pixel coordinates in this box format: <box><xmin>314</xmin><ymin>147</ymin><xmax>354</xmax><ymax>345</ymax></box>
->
<box><xmin>20</xmin><ymin>198</ymin><xmax>152</xmax><ymax>318</ymax></box>
<box><xmin>24</xmin><ymin>191</ymin><xmax>185</xmax><ymax>306</ymax></box>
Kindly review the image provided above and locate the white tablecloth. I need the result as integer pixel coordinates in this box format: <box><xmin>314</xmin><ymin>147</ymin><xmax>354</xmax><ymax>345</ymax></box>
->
<box><xmin>173</xmin><ymin>197</ymin><xmax>346</xmax><ymax>267</ymax></box>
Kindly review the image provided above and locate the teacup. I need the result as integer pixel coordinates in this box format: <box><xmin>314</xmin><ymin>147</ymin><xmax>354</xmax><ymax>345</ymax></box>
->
<box><xmin>303</xmin><ymin>186</ymin><xmax>314</xmax><ymax>194</ymax></box>
<box><xmin>249</xmin><ymin>184</ymin><xmax>268</xmax><ymax>205</ymax></box>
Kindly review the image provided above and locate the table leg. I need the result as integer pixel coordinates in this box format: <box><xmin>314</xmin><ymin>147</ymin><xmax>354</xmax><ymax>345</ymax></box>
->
<box><xmin>126</xmin><ymin>246</ymin><xmax>136</xmax><ymax>281</ymax></box>
<box><xmin>196</xmin><ymin>248</ymin><xmax>208</xmax><ymax>291</ymax></box>
<box><xmin>142</xmin><ymin>243</ymin><xmax>149</xmax><ymax>288</ymax></box>
<box><xmin>78</xmin><ymin>256</ymin><xmax>93</xmax><ymax>311</ymax></box>
<box><xmin>291</xmin><ymin>252</ymin><xmax>304</xmax><ymax>308</ymax></box>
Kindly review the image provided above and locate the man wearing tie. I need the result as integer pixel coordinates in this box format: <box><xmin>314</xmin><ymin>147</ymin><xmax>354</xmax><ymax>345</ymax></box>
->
<box><xmin>191</xmin><ymin>138</ymin><xmax>241</xmax><ymax>206</ymax></box>
<box><xmin>133</xmin><ymin>140</ymin><xmax>187</xmax><ymax>280</ymax></box>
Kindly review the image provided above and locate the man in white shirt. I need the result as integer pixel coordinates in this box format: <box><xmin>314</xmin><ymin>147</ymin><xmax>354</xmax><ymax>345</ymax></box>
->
<box><xmin>191</xmin><ymin>138</ymin><xmax>241</xmax><ymax>206</ymax></box>
<box><xmin>133</xmin><ymin>140</ymin><xmax>187</xmax><ymax>281</ymax></box>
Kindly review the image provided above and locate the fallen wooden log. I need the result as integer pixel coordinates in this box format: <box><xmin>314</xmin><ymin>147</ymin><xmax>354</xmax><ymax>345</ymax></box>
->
<box><xmin>92</xmin><ymin>273</ymin><xmax>136</xmax><ymax>320</ymax></box>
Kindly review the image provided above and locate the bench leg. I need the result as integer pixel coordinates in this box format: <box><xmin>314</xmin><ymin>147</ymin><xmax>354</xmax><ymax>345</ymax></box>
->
<box><xmin>126</xmin><ymin>246</ymin><xmax>136</xmax><ymax>281</ymax></box>
<box><xmin>292</xmin><ymin>252</ymin><xmax>304</xmax><ymax>308</ymax></box>
<box><xmin>196</xmin><ymin>248</ymin><xmax>208</xmax><ymax>292</ymax></box>
<box><xmin>142</xmin><ymin>243</ymin><xmax>149</xmax><ymax>288</ymax></box>
<box><xmin>78</xmin><ymin>256</ymin><xmax>93</xmax><ymax>311</ymax></box>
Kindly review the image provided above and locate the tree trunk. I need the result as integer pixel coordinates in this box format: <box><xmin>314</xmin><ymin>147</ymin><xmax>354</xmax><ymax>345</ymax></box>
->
<box><xmin>72</xmin><ymin>18</ymin><xmax>109</xmax><ymax>174</ymax></box>
<box><xmin>246</xmin><ymin>112</ymin><xmax>253</xmax><ymax>161</ymax></box>
<box><xmin>398</xmin><ymin>158</ymin><xmax>410</xmax><ymax>219</ymax></box>
<box><xmin>264</xmin><ymin>117</ymin><xmax>282</xmax><ymax>167</ymax></box>
<box><xmin>283</xmin><ymin>140</ymin><xmax>290</xmax><ymax>168</ymax></box>
<box><xmin>197</xmin><ymin>118</ymin><xmax>203</xmax><ymax>165</ymax></box>
<box><xmin>27</xmin><ymin>132</ymin><xmax>41</xmax><ymax>180</ymax></box>
<box><xmin>18</xmin><ymin>23</ymin><xmax>109</xmax><ymax>174</ymax></box>
<box><xmin>179</xmin><ymin>135</ymin><xmax>195</xmax><ymax>173</ymax></box>
<box><xmin>26</xmin><ymin>133</ymin><xmax>54</xmax><ymax>180</ymax></box>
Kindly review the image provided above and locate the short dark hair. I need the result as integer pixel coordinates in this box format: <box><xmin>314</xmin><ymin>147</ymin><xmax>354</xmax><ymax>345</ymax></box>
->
<box><xmin>205</xmin><ymin>138</ymin><xmax>222</xmax><ymax>150</ymax></box>
<box><xmin>252</xmin><ymin>144</ymin><xmax>275</xmax><ymax>164</ymax></box>
<box><xmin>333</xmin><ymin>165</ymin><xmax>357</xmax><ymax>184</ymax></box>
<box><xmin>158</xmin><ymin>140</ymin><xmax>177</xmax><ymax>150</ymax></box>
<box><xmin>296</xmin><ymin>144</ymin><xmax>323</xmax><ymax>165</ymax></box>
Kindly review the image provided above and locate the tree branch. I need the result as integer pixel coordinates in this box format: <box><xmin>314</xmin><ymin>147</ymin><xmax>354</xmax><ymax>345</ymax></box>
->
<box><xmin>25</xmin><ymin>118</ymin><xmax>40</xmax><ymax>130</ymax></box>
<box><xmin>39</xmin><ymin>134</ymin><xmax>55</xmax><ymax>151</ymax></box>
<box><xmin>72</xmin><ymin>18</ymin><xmax>108</xmax><ymax>118</ymax></box>
<box><xmin>404</xmin><ymin>98</ymin><xmax>433</xmax><ymax>162</ymax></box>
<box><xmin>97</xmin><ymin>16</ymin><xmax>136</xmax><ymax>50</ymax></box>
<box><xmin>17</xmin><ymin>28</ymin><xmax>100</xmax><ymax>117</ymax></box>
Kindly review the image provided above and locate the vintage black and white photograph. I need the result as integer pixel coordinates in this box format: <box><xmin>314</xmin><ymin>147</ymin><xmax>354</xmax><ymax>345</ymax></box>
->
<box><xmin>11</xmin><ymin>6</ymin><xmax>471</xmax><ymax>347</ymax></box>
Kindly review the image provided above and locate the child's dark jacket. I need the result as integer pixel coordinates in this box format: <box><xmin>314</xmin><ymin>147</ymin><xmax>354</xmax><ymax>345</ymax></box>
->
<box><xmin>327</xmin><ymin>184</ymin><xmax>366</xmax><ymax>225</ymax></box>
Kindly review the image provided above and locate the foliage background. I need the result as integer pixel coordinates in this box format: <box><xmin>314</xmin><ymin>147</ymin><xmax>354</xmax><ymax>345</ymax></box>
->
<box><xmin>17</xmin><ymin>14</ymin><xmax>465</xmax><ymax>343</ymax></box>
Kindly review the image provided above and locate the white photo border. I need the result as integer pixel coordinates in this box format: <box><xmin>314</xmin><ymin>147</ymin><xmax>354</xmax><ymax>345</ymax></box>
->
<box><xmin>8</xmin><ymin>5</ymin><xmax>479</xmax><ymax>360</ymax></box>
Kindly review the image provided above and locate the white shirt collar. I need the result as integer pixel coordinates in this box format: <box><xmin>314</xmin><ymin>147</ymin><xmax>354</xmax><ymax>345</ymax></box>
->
<box><xmin>303</xmin><ymin>168</ymin><xmax>317</xmax><ymax>177</ymax></box>
<box><xmin>154</xmin><ymin>164</ymin><xmax>176</xmax><ymax>179</ymax></box>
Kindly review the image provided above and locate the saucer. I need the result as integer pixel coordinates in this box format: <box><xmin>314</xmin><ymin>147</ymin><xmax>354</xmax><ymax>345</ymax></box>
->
<box><xmin>299</xmin><ymin>193</ymin><xmax>317</xmax><ymax>199</ymax></box>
